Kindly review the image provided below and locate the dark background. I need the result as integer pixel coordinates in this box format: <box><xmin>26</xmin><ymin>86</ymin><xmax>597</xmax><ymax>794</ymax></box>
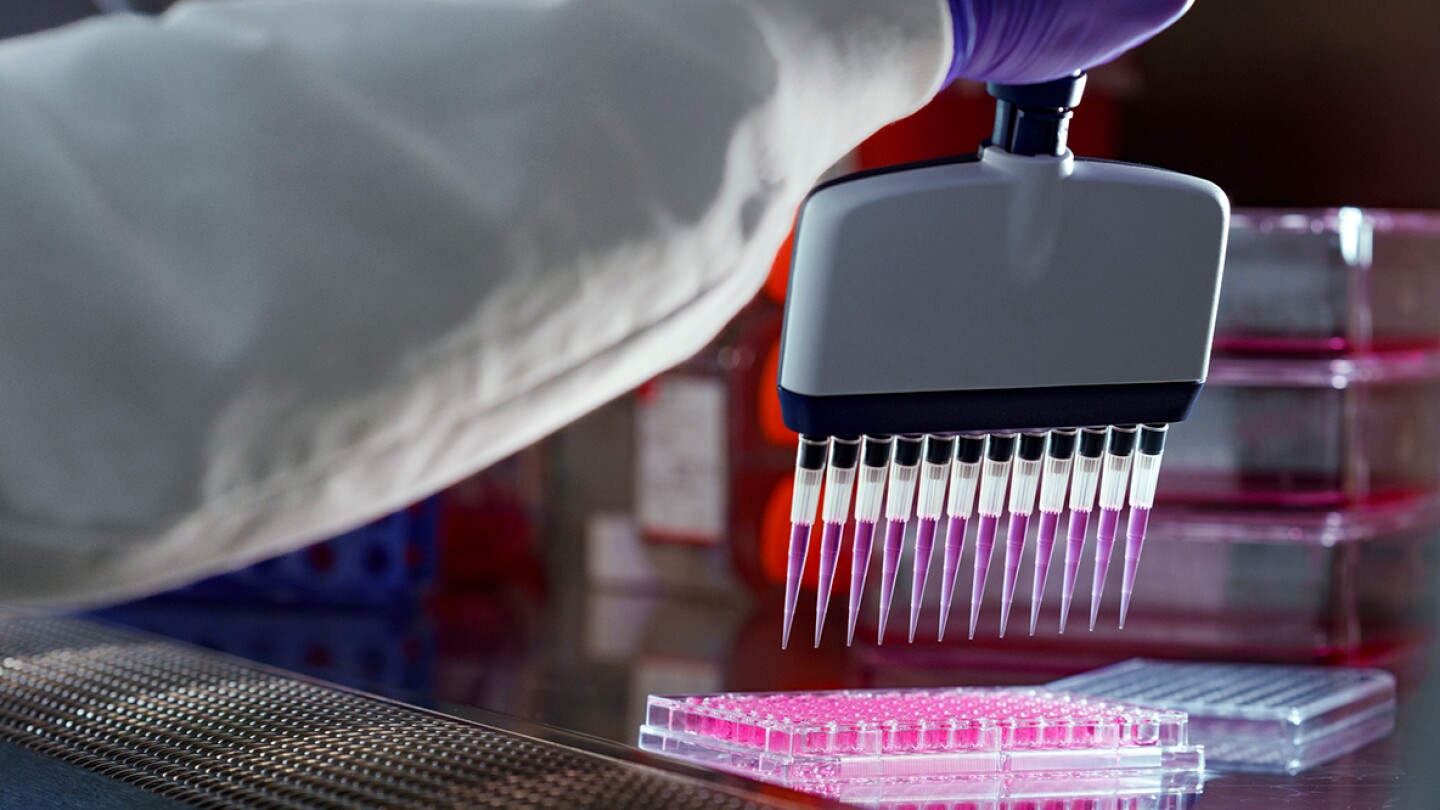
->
<box><xmin>1122</xmin><ymin>0</ymin><xmax>1440</xmax><ymax>208</ymax></box>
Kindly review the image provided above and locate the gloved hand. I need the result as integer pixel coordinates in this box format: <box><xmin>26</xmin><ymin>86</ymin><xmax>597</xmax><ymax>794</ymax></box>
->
<box><xmin>946</xmin><ymin>0</ymin><xmax>1192</xmax><ymax>85</ymax></box>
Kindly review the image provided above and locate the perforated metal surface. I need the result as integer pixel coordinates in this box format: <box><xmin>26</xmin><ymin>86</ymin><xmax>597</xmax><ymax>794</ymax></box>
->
<box><xmin>0</xmin><ymin>618</ymin><xmax>805</xmax><ymax>809</ymax></box>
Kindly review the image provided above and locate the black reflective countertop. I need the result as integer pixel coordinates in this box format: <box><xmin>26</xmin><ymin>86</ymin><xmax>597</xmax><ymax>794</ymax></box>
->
<box><xmin>82</xmin><ymin>581</ymin><xmax>1440</xmax><ymax>810</ymax></box>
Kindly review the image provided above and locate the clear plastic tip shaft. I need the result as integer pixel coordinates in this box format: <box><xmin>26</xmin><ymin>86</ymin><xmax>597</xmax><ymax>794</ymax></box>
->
<box><xmin>847</xmin><ymin>435</ymin><xmax>892</xmax><ymax>646</ymax></box>
<box><xmin>814</xmin><ymin>437</ymin><xmax>860</xmax><ymax>647</ymax></box>
<box><xmin>908</xmin><ymin>435</ymin><xmax>954</xmax><ymax>642</ymax></box>
<box><xmin>938</xmin><ymin>435</ymin><xmax>984</xmax><ymax>641</ymax></box>
<box><xmin>878</xmin><ymin>435</ymin><xmax>923</xmax><ymax>644</ymax></box>
<box><xmin>1119</xmin><ymin>424</ymin><xmax>1168</xmax><ymax>629</ymax></box>
<box><xmin>1090</xmin><ymin>426</ymin><xmax>1138</xmax><ymax>631</ymax></box>
<box><xmin>1059</xmin><ymin>427</ymin><xmax>1106</xmax><ymax>634</ymax></box>
<box><xmin>970</xmin><ymin>433</ymin><xmax>1017</xmax><ymax>640</ymax></box>
<box><xmin>999</xmin><ymin>432</ymin><xmax>1047</xmax><ymax>638</ymax></box>
<box><xmin>783</xmin><ymin>435</ymin><xmax>827</xmax><ymax>649</ymax></box>
<box><xmin>1029</xmin><ymin>429</ymin><xmax>1076</xmax><ymax>635</ymax></box>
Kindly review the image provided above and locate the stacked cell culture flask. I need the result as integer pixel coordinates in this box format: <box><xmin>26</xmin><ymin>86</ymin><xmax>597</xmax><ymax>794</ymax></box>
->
<box><xmin>640</xmin><ymin>686</ymin><xmax>1204</xmax><ymax>805</ymax></box>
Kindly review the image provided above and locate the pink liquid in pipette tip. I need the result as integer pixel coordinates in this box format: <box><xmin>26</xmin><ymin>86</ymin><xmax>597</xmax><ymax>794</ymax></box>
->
<box><xmin>1118</xmin><ymin>506</ymin><xmax>1150</xmax><ymax>629</ymax></box>
<box><xmin>968</xmin><ymin>514</ymin><xmax>1000</xmax><ymax>640</ymax></box>
<box><xmin>1058</xmin><ymin>509</ymin><xmax>1091</xmax><ymax>634</ymax></box>
<box><xmin>937</xmin><ymin>514</ymin><xmax>968</xmax><ymax>641</ymax></box>
<box><xmin>846</xmin><ymin>520</ymin><xmax>876</xmax><ymax>646</ymax></box>
<box><xmin>907</xmin><ymin>517</ymin><xmax>939</xmax><ymax>643</ymax></box>
<box><xmin>1029</xmin><ymin>510</ymin><xmax>1061</xmax><ymax>636</ymax></box>
<box><xmin>997</xmin><ymin>513</ymin><xmax>1031</xmax><ymax>638</ymax></box>
<box><xmin>813</xmin><ymin>522</ymin><xmax>844</xmax><ymax>647</ymax></box>
<box><xmin>1089</xmin><ymin>508</ymin><xmax>1122</xmax><ymax>632</ymax></box>
<box><xmin>876</xmin><ymin>519</ymin><xmax>907</xmax><ymax>645</ymax></box>
<box><xmin>782</xmin><ymin>522</ymin><xmax>812</xmax><ymax>649</ymax></box>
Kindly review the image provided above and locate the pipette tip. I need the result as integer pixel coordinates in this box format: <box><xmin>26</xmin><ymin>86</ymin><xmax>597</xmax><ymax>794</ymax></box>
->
<box><xmin>876</xmin><ymin>519</ymin><xmax>906</xmax><ymax>645</ymax></box>
<box><xmin>1029</xmin><ymin>510</ymin><xmax>1061</xmax><ymax>637</ymax></box>
<box><xmin>907</xmin><ymin>517</ymin><xmax>939</xmax><ymax>645</ymax></box>
<box><xmin>846</xmin><ymin>519</ymin><xmax>876</xmax><ymax>648</ymax></box>
<box><xmin>936</xmin><ymin>515</ymin><xmax>968</xmax><ymax>642</ymax></box>
<box><xmin>1058</xmin><ymin>508</ymin><xmax>1091</xmax><ymax>636</ymax></box>
<box><xmin>813</xmin><ymin>522</ymin><xmax>843</xmax><ymax>648</ymax></box>
<box><xmin>1117</xmin><ymin>506</ymin><xmax>1151</xmax><ymax>632</ymax></box>
<box><xmin>781</xmin><ymin>521</ymin><xmax>811</xmax><ymax>651</ymax></box>
<box><xmin>968</xmin><ymin>513</ymin><xmax>1000</xmax><ymax>640</ymax></box>
<box><xmin>997</xmin><ymin>513</ymin><xmax>1031</xmax><ymax>640</ymax></box>
<box><xmin>1087</xmin><ymin>507</ymin><xmax>1121</xmax><ymax>634</ymax></box>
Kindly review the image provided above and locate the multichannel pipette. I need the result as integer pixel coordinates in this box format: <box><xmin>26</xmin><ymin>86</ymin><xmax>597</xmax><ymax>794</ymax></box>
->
<box><xmin>908</xmin><ymin>435</ymin><xmax>955</xmax><ymax>642</ymax></box>
<box><xmin>998</xmin><ymin>432</ymin><xmax>1047</xmax><ymax>637</ymax></box>
<box><xmin>771</xmin><ymin>72</ymin><xmax>1229</xmax><ymax>647</ymax></box>
<box><xmin>1119</xmin><ymin>424</ymin><xmax>1169</xmax><ymax>628</ymax></box>
<box><xmin>782</xmin><ymin>435</ymin><xmax>827</xmax><ymax>649</ymax></box>
<box><xmin>937</xmin><ymin>435</ymin><xmax>985</xmax><ymax>640</ymax></box>
<box><xmin>1059</xmin><ymin>427</ymin><xmax>1107</xmax><ymax>633</ymax></box>
<box><xmin>1090</xmin><ymin>425</ymin><xmax>1138</xmax><ymax>631</ymax></box>
<box><xmin>813</xmin><ymin>436</ymin><xmax>860</xmax><ymax>646</ymax></box>
<box><xmin>846</xmin><ymin>435</ymin><xmax>893</xmax><ymax>645</ymax></box>
<box><xmin>1029</xmin><ymin>429</ymin><xmax>1077</xmax><ymax>635</ymax></box>
<box><xmin>877</xmin><ymin>435</ymin><xmax>924</xmax><ymax>643</ymax></box>
<box><xmin>969</xmin><ymin>433</ymin><xmax>1017</xmax><ymax>640</ymax></box>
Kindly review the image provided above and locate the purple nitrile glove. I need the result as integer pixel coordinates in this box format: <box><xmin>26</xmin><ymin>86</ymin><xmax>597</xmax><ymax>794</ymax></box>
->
<box><xmin>945</xmin><ymin>0</ymin><xmax>1193</xmax><ymax>86</ymax></box>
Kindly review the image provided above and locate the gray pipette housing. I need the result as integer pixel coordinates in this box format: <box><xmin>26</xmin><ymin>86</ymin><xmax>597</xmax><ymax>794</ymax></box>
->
<box><xmin>777</xmin><ymin>78</ymin><xmax>1229</xmax><ymax>436</ymax></box>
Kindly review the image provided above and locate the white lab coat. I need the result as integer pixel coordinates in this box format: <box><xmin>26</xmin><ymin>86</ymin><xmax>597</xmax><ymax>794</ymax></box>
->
<box><xmin>0</xmin><ymin>0</ymin><xmax>949</xmax><ymax>606</ymax></box>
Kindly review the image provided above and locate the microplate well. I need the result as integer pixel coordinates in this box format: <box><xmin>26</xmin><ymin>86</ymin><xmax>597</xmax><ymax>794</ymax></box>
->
<box><xmin>1050</xmin><ymin>658</ymin><xmax>1396</xmax><ymax>774</ymax></box>
<box><xmin>638</xmin><ymin>687</ymin><xmax>1204</xmax><ymax>805</ymax></box>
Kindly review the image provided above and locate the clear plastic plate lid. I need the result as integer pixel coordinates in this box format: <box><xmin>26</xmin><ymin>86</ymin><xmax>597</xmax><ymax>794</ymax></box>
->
<box><xmin>1050</xmin><ymin>659</ymin><xmax>1396</xmax><ymax>774</ymax></box>
<box><xmin>638</xmin><ymin>687</ymin><xmax>1204</xmax><ymax>804</ymax></box>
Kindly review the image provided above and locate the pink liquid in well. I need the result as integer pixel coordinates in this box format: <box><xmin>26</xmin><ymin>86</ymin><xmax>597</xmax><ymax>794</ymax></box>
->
<box><xmin>669</xmin><ymin>689</ymin><xmax>1172</xmax><ymax>756</ymax></box>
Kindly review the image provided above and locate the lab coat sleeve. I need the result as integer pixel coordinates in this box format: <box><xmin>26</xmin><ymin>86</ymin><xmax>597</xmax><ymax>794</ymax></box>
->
<box><xmin>0</xmin><ymin>0</ymin><xmax>950</xmax><ymax>606</ymax></box>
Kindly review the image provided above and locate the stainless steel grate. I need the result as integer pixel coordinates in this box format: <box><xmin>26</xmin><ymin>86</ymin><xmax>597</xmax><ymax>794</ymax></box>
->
<box><xmin>0</xmin><ymin>618</ymin><xmax>809</xmax><ymax>809</ymax></box>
